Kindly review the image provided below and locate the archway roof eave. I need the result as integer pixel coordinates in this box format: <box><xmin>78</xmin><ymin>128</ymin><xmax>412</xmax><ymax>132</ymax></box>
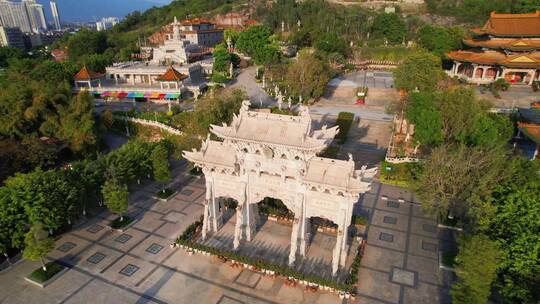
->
<box><xmin>209</xmin><ymin>126</ymin><xmax>330</xmax><ymax>152</ymax></box>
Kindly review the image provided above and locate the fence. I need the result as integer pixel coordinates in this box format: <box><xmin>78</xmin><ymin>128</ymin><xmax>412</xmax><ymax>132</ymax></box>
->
<box><xmin>114</xmin><ymin>116</ymin><xmax>183</xmax><ymax>135</ymax></box>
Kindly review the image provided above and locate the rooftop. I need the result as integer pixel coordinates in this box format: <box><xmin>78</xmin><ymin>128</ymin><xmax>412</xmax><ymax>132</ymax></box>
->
<box><xmin>209</xmin><ymin>101</ymin><xmax>339</xmax><ymax>152</ymax></box>
<box><xmin>447</xmin><ymin>50</ymin><xmax>540</xmax><ymax>68</ymax></box>
<box><xmin>463</xmin><ymin>37</ymin><xmax>540</xmax><ymax>51</ymax></box>
<box><xmin>156</xmin><ymin>66</ymin><xmax>188</xmax><ymax>82</ymax></box>
<box><xmin>473</xmin><ymin>11</ymin><xmax>540</xmax><ymax>37</ymax></box>
<box><xmin>74</xmin><ymin>66</ymin><xmax>103</xmax><ymax>81</ymax></box>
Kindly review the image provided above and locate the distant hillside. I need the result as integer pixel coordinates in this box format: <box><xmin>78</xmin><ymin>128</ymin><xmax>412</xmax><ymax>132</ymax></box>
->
<box><xmin>37</xmin><ymin>0</ymin><xmax>172</xmax><ymax>22</ymax></box>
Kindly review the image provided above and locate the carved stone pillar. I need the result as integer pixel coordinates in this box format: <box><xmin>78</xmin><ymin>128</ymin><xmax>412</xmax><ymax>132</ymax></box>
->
<box><xmin>246</xmin><ymin>203</ymin><xmax>259</xmax><ymax>241</ymax></box>
<box><xmin>233</xmin><ymin>203</ymin><xmax>244</xmax><ymax>249</ymax></box>
<box><xmin>288</xmin><ymin>216</ymin><xmax>301</xmax><ymax>266</ymax></box>
<box><xmin>332</xmin><ymin>227</ymin><xmax>343</xmax><ymax>276</ymax></box>
<box><xmin>201</xmin><ymin>202</ymin><xmax>209</xmax><ymax>240</ymax></box>
<box><xmin>299</xmin><ymin>217</ymin><xmax>310</xmax><ymax>256</ymax></box>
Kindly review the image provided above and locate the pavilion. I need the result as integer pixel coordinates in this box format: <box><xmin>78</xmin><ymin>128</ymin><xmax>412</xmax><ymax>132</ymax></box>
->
<box><xmin>73</xmin><ymin>66</ymin><xmax>103</xmax><ymax>89</ymax></box>
<box><xmin>447</xmin><ymin>11</ymin><xmax>540</xmax><ymax>85</ymax></box>
<box><xmin>183</xmin><ymin>101</ymin><xmax>377</xmax><ymax>275</ymax></box>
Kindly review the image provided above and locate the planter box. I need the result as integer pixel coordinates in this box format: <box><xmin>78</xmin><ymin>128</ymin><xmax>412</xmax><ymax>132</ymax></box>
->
<box><xmin>153</xmin><ymin>190</ymin><xmax>178</xmax><ymax>202</ymax></box>
<box><xmin>25</xmin><ymin>266</ymin><xmax>68</xmax><ymax>288</ymax></box>
<box><xmin>111</xmin><ymin>218</ymin><xmax>138</xmax><ymax>233</ymax></box>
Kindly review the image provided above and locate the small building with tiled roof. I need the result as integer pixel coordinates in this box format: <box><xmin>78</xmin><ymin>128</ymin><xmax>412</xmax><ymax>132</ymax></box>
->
<box><xmin>447</xmin><ymin>11</ymin><xmax>540</xmax><ymax>85</ymax></box>
<box><xmin>73</xmin><ymin>66</ymin><xmax>104</xmax><ymax>89</ymax></box>
<box><xmin>156</xmin><ymin>66</ymin><xmax>188</xmax><ymax>90</ymax></box>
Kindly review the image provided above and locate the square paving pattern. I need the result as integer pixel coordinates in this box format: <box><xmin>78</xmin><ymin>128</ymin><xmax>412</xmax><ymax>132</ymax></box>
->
<box><xmin>57</xmin><ymin>242</ymin><xmax>76</xmax><ymax>253</ymax></box>
<box><xmin>145</xmin><ymin>243</ymin><xmax>164</xmax><ymax>255</ymax></box>
<box><xmin>391</xmin><ymin>267</ymin><xmax>417</xmax><ymax>287</ymax></box>
<box><xmin>87</xmin><ymin>252</ymin><xmax>106</xmax><ymax>264</ymax></box>
<box><xmin>119</xmin><ymin>264</ymin><xmax>139</xmax><ymax>277</ymax></box>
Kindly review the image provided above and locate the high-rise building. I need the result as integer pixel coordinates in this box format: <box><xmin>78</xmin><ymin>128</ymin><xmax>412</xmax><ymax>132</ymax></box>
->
<box><xmin>0</xmin><ymin>26</ymin><xmax>25</xmax><ymax>48</ymax></box>
<box><xmin>96</xmin><ymin>17</ymin><xmax>119</xmax><ymax>31</ymax></box>
<box><xmin>24</xmin><ymin>0</ymin><xmax>47</xmax><ymax>33</ymax></box>
<box><xmin>0</xmin><ymin>0</ymin><xmax>47</xmax><ymax>33</ymax></box>
<box><xmin>0</xmin><ymin>0</ymin><xmax>32</xmax><ymax>33</ymax></box>
<box><xmin>50</xmin><ymin>1</ymin><xmax>61</xmax><ymax>30</ymax></box>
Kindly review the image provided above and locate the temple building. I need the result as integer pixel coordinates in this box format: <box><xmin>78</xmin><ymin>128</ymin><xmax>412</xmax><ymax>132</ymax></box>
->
<box><xmin>73</xmin><ymin>17</ymin><xmax>216</xmax><ymax>102</ymax></box>
<box><xmin>447</xmin><ymin>11</ymin><xmax>540</xmax><ymax>85</ymax></box>
<box><xmin>183</xmin><ymin>101</ymin><xmax>377</xmax><ymax>275</ymax></box>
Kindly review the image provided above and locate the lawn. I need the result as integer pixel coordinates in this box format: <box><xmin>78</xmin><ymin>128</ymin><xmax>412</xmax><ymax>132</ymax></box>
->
<box><xmin>27</xmin><ymin>262</ymin><xmax>65</xmax><ymax>283</ymax></box>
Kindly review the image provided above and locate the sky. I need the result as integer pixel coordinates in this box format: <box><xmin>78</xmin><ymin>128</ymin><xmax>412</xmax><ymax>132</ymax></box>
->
<box><xmin>36</xmin><ymin>0</ymin><xmax>173</xmax><ymax>22</ymax></box>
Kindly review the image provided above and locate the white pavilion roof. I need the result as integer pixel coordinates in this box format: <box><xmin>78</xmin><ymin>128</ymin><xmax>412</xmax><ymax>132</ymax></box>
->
<box><xmin>210</xmin><ymin>101</ymin><xmax>338</xmax><ymax>152</ymax></box>
<box><xmin>182</xmin><ymin>139</ymin><xmax>236</xmax><ymax>169</ymax></box>
<box><xmin>304</xmin><ymin>156</ymin><xmax>376</xmax><ymax>192</ymax></box>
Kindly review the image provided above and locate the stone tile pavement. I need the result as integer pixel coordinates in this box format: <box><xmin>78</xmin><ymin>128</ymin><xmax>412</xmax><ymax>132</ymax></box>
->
<box><xmin>353</xmin><ymin>182</ymin><xmax>455</xmax><ymax>304</ymax></box>
<box><xmin>0</xmin><ymin>163</ymin><xmax>454</xmax><ymax>304</ymax></box>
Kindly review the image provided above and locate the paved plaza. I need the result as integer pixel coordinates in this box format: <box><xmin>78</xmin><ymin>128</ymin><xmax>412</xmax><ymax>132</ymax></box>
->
<box><xmin>353</xmin><ymin>183</ymin><xmax>455</xmax><ymax>304</ymax></box>
<box><xmin>0</xmin><ymin>160</ymin><xmax>454</xmax><ymax>304</ymax></box>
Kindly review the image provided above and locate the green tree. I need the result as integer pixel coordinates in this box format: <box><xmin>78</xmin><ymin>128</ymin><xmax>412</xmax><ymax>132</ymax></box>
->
<box><xmin>101</xmin><ymin>179</ymin><xmax>129</xmax><ymax>221</ymax></box>
<box><xmin>0</xmin><ymin>187</ymin><xmax>27</xmax><ymax>253</ymax></box>
<box><xmin>59</xmin><ymin>91</ymin><xmax>97</xmax><ymax>154</ymax></box>
<box><xmin>236</xmin><ymin>25</ymin><xmax>279</xmax><ymax>65</ymax></box>
<box><xmin>394</xmin><ymin>50</ymin><xmax>443</xmax><ymax>92</ymax></box>
<box><xmin>512</xmin><ymin>0</ymin><xmax>540</xmax><ymax>13</ymax></box>
<box><xmin>451</xmin><ymin>234</ymin><xmax>501</xmax><ymax>304</ymax></box>
<box><xmin>212</xmin><ymin>45</ymin><xmax>232</xmax><ymax>74</ymax></box>
<box><xmin>414</xmin><ymin>144</ymin><xmax>508</xmax><ymax>223</ymax></box>
<box><xmin>467</xmin><ymin>113</ymin><xmax>513</xmax><ymax>148</ymax></box>
<box><xmin>314</xmin><ymin>32</ymin><xmax>348</xmax><ymax>56</ymax></box>
<box><xmin>67</xmin><ymin>29</ymin><xmax>109</xmax><ymax>62</ymax></box>
<box><xmin>23</xmin><ymin>223</ymin><xmax>55</xmax><ymax>271</ymax></box>
<box><xmin>151</xmin><ymin>143</ymin><xmax>171</xmax><ymax>192</ymax></box>
<box><xmin>486</xmin><ymin>159</ymin><xmax>540</xmax><ymax>303</ymax></box>
<box><xmin>417</xmin><ymin>25</ymin><xmax>464</xmax><ymax>57</ymax></box>
<box><xmin>5</xmin><ymin>168</ymin><xmax>79</xmax><ymax>232</ymax></box>
<box><xmin>371</xmin><ymin>13</ymin><xmax>406</xmax><ymax>45</ymax></box>
<box><xmin>0</xmin><ymin>47</ymin><xmax>23</xmax><ymax>67</ymax></box>
<box><xmin>406</xmin><ymin>92</ymin><xmax>443</xmax><ymax>146</ymax></box>
<box><xmin>285</xmin><ymin>51</ymin><xmax>332</xmax><ymax>100</ymax></box>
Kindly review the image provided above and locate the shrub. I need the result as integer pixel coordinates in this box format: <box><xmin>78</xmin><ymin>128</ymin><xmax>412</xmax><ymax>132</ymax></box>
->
<box><xmin>211</xmin><ymin>73</ymin><xmax>229</xmax><ymax>84</ymax></box>
<box><xmin>492</xmin><ymin>78</ymin><xmax>509</xmax><ymax>92</ymax></box>
<box><xmin>352</xmin><ymin>215</ymin><xmax>368</xmax><ymax>226</ymax></box>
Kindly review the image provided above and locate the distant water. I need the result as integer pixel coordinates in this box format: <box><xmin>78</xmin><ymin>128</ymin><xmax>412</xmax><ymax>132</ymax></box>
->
<box><xmin>37</xmin><ymin>0</ymin><xmax>172</xmax><ymax>23</ymax></box>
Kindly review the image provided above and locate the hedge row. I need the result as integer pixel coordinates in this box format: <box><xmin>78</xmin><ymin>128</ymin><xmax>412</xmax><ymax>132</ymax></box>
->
<box><xmin>176</xmin><ymin>218</ymin><xmax>364</xmax><ymax>294</ymax></box>
<box><xmin>335</xmin><ymin>112</ymin><xmax>355</xmax><ymax>144</ymax></box>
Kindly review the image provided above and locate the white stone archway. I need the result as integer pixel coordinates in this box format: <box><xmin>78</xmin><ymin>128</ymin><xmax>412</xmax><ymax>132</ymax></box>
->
<box><xmin>184</xmin><ymin>101</ymin><xmax>377</xmax><ymax>275</ymax></box>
